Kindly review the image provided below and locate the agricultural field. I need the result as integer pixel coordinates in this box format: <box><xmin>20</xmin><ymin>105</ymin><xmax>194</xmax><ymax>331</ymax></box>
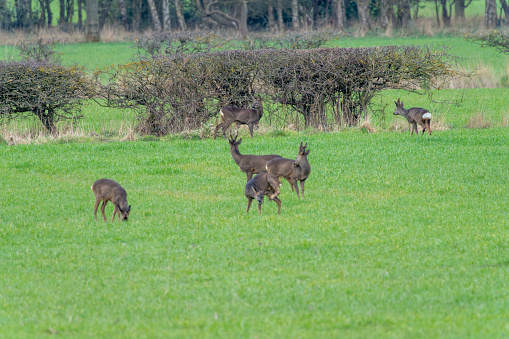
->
<box><xmin>1</xmin><ymin>35</ymin><xmax>509</xmax><ymax>337</ymax></box>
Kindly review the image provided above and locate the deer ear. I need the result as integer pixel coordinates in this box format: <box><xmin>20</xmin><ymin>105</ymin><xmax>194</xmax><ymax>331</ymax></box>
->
<box><xmin>128</xmin><ymin>205</ymin><xmax>131</xmax><ymax>212</ymax></box>
<box><xmin>237</xmin><ymin>138</ymin><xmax>242</xmax><ymax>145</ymax></box>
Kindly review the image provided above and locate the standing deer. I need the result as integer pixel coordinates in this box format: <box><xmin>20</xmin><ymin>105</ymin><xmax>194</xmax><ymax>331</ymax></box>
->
<box><xmin>214</xmin><ymin>96</ymin><xmax>264</xmax><ymax>139</ymax></box>
<box><xmin>91</xmin><ymin>178</ymin><xmax>131</xmax><ymax>222</ymax></box>
<box><xmin>228</xmin><ymin>132</ymin><xmax>282</xmax><ymax>182</ymax></box>
<box><xmin>266</xmin><ymin>142</ymin><xmax>311</xmax><ymax>198</ymax></box>
<box><xmin>394</xmin><ymin>98</ymin><xmax>432</xmax><ymax>136</ymax></box>
<box><xmin>245</xmin><ymin>172</ymin><xmax>282</xmax><ymax>215</ymax></box>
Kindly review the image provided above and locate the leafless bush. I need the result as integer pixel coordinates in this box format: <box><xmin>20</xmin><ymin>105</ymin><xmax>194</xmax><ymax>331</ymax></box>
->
<box><xmin>17</xmin><ymin>38</ymin><xmax>61</xmax><ymax>63</ymax></box>
<box><xmin>0</xmin><ymin>61</ymin><xmax>93</xmax><ymax>133</ymax></box>
<box><xmin>96</xmin><ymin>45</ymin><xmax>458</xmax><ymax>135</ymax></box>
<box><xmin>466</xmin><ymin>30</ymin><xmax>509</xmax><ymax>54</ymax></box>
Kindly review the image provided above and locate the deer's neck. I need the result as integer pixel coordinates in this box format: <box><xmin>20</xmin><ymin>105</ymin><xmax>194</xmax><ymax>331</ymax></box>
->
<box><xmin>298</xmin><ymin>157</ymin><xmax>311</xmax><ymax>175</ymax></box>
<box><xmin>230</xmin><ymin>147</ymin><xmax>244</xmax><ymax>166</ymax></box>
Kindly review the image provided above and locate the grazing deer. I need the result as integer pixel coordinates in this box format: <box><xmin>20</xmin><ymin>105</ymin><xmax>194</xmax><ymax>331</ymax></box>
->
<box><xmin>228</xmin><ymin>132</ymin><xmax>282</xmax><ymax>182</ymax></box>
<box><xmin>266</xmin><ymin>142</ymin><xmax>311</xmax><ymax>198</ymax></box>
<box><xmin>214</xmin><ymin>96</ymin><xmax>264</xmax><ymax>139</ymax></box>
<box><xmin>245</xmin><ymin>172</ymin><xmax>282</xmax><ymax>215</ymax></box>
<box><xmin>91</xmin><ymin>178</ymin><xmax>131</xmax><ymax>222</ymax></box>
<box><xmin>394</xmin><ymin>98</ymin><xmax>432</xmax><ymax>136</ymax></box>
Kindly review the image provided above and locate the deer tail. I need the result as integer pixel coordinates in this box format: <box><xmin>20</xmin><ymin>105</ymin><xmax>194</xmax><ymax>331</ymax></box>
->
<box><xmin>422</xmin><ymin>112</ymin><xmax>432</xmax><ymax>120</ymax></box>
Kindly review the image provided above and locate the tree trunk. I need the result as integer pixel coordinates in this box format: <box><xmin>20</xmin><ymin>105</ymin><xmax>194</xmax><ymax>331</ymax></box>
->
<box><xmin>441</xmin><ymin>0</ymin><xmax>451</xmax><ymax>26</ymax></box>
<box><xmin>357</xmin><ymin>0</ymin><xmax>370</xmax><ymax>31</ymax></box>
<box><xmin>397</xmin><ymin>0</ymin><xmax>411</xmax><ymax>28</ymax></box>
<box><xmin>162</xmin><ymin>0</ymin><xmax>171</xmax><ymax>31</ymax></box>
<box><xmin>175</xmin><ymin>0</ymin><xmax>186</xmax><ymax>30</ymax></box>
<box><xmin>292</xmin><ymin>0</ymin><xmax>299</xmax><ymax>30</ymax></box>
<box><xmin>455</xmin><ymin>0</ymin><xmax>466</xmax><ymax>20</ymax></box>
<box><xmin>34</xmin><ymin>108</ymin><xmax>56</xmax><ymax>134</ymax></box>
<box><xmin>78</xmin><ymin>0</ymin><xmax>83</xmax><ymax>29</ymax></box>
<box><xmin>118</xmin><ymin>0</ymin><xmax>128</xmax><ymax>29</ymax></box>
<box><xmin>240</xmin><ymin>0</ymin><xmax>248</xmax><ymax>34</ymax></box>
<box><xmin>312</xmin><ymin>0</ymin><xmax>319</xmax><ymax>29</ymax></box>
<box><xmin>99</xmin><ymin>0</ymin><xmax>113</xmax><ymax>29</ymax></box>
<box><xmin>500</xmin><ymin>0</ymin><xmax>509</xmax><ymax>22</ymax></box>
<box><xmin>46</xmin><ymin>0</ymin><xmax>52</xmax><ymax>27</ymax></box>
<box><xmin>147</xmin><ymin>0</ymin><xmax>162</xmax><ymax>31</ymax></box>
<box><xmin>133</xmin><ymin>0</ymin><xmax>142</xmax><ymax>31</ymax></box>
<box><xmin>67</xmin><ymin>0</ymin><xmax>74</xmax><ymax>31</ymax></box>
<box><xmin>86</xmin><ymin>0</ymin><xmax>100</xmax><ymax>41</ymax></box>
<box><xmin>59</xmin><ymin>0</ymin><xmax>65</xmax><ymax>26</ymax></box>
<box><xmin>486</xmin><ymin>0</ymin><xmax>497</xmax><ymax>28</ymax></box>
<box><xmin>39</xmin><ymin>0</ymin><xmax>46</xmax><ymax>28</ymax></box>
<box><xmin>268</xmin><ymin>0</ymin><xmax>275</xmax><ymax>32</ymax></box>
<box><xmin>413</xmin><ymin>0</ymin><xmax>420</xmax><ymax>20</ymax></box>
<box><xmin>277</xmin><ymin>0</ymin><xmax>284</xmax><ymax>31</ymax></box>
<box><xmin>380</xmin><ymin>0</ymin><xmax>389</xmax><ymax>30</ymax></box>
<box><xmin>334</xmin><ymin>0</ymin><xmax>345</xmax><ymax>30</ymax></box>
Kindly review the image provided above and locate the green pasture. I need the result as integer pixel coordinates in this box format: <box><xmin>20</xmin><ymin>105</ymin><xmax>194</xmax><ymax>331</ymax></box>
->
<box><xmin>1</xmin><ymin>128</ymin><xmax>508</xmax><ymax>337</ymax></box>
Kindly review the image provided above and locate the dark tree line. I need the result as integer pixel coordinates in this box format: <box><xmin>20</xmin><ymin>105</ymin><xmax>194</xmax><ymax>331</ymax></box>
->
<box><xmin>0</xmin><ymin>0</ymin><xmax>508</xmax><ymax>36</ymax></box>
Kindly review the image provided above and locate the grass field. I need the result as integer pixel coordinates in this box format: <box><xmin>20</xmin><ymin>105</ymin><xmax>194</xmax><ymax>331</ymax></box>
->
<box><xmin>1</xmin><ymin>33</ymin><xmax>509</xmax><ymax>337</ymax></box>
<box><xmin>1</xmin><ymin>128</ymin><xmax>508</xmax><ymax>337</ymax></box>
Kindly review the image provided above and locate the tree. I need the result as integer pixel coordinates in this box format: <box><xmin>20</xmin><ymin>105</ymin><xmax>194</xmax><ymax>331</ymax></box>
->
<box><xmin>485</xmin><ymin>0</ymin><xmax>497</xmax><ymax>28</ymax></box>
<box><xmin>86</xmin><ymin>0</ymin><xmax>100</xmax><ymax>41</ymax></box>
<box><xmin>147</xmin><ymin>0</ymin><xmax>162</xmax><ymax>31</ymax></box>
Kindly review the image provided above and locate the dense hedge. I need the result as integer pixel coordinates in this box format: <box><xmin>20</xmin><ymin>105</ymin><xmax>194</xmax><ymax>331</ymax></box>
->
<box><xmin>96</xmin><ymin>45</ymin><xmax>458</xmax><ymax>135</ymax></box>
<box><xmin>0</xmin><ymin>61</ymin><xmax>92</xmax><ymax>132</ymax></box>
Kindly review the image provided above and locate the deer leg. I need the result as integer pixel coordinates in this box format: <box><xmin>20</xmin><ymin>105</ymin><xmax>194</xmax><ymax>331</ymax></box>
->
<box><xmin>100</xmin><ymin>200</ymin><xmax>108</xmax><ymax>222</ymax></box>
<box><xmin>257</xmin><ymin>201</ymin><xmax>262</xmax><ymax>214</ymax></box>
<box><xmin>112</xmin><ymin>205</ymin><xmax>119</xmax><ymax>222</ymax></box>
<box><xmin>428</xmin><ymin>121</ymin><xmax>432</xmax><ymax>135</ymax></box>
<box><xmin>284</xmin><ymin>177</ymin><xmax>294</xmax><ymax>191</ymax></box>
<box><xmin>213</xmin><ymin>122</ymin><xmax>224</xmax><ymax>139</ymax></box>
<box><xmin>221</xmin><ymin>120</ymin><xmax>235</xmax><ymax>139</ymax></box>
<box><xmin>300</xmin><ymin>179</ymin><xmax>306</xmax><ymax>197</ymax></box>
<box><xmin>248</xmin><ymin>123</ymin><xmax>254</xmax><ymax>137</ymax></box>
<box><xmin>273</xmin><ymin>197</ymin><xmax>281</xmax><ymax>215</ymax></box>
<box><xmin>94</xmin><ymin>198</ymin><xmax>101</xmax><ymax>221</ymax></box>
<box><xmin>293</xmin><ymin>178</ymin><xmax>300</xmax><ymax>198</ymax></box>
<box><xmin>246</xmin><ymin>198</ymin><xmax>253</xmax><ymax>213</ymax></box>
<box><xmin>246</xmin><ymin>172</ymin><xmax>253</xmax><ymax>182</ymax></box>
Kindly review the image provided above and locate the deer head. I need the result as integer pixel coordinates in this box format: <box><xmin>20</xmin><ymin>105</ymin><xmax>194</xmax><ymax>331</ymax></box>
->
<box><xmin>393</xmin><ymin>97</ymin><xmax>407</xmax><ymax>116</ymax></box>
<box><xmin>118</xmin><ymin>204</ymin><xmax>131</xmax><ymax>221</ymax></box>
<box><xmin>295</xmin><ymin>142</ymin><xmax>309</xmax><ymax>167</ymax></box>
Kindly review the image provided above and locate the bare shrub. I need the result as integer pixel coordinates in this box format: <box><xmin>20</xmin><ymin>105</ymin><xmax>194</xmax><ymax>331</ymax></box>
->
<box><xmin>0</xmin><ymin>61</ymin><xmax>93</xmax><ymax>133</ymax></box>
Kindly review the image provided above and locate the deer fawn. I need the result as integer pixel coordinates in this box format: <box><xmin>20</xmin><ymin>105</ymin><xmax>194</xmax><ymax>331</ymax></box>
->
<box><xmin>266</xmin><ymin>142</ymin><xmax>311</xmax><ymax>198</ymax></box>
<box><xmin>228</xmin><ymin>132</ymin><xmax>282</xmax><ymax>182</ymax></box>
<box><xmin>214</xmin><ymin>96</ymin><xmax>264</xmax><ymax>139</ymax></box>
<box><xmin>91</xmin><ymin>178</ymin><xmax>131</xmax><ymax>222</ymax></box>
<box><xmin>245</xmin><ymin>172</ymin><xmax>282</xmax><ymax>214</ymax></box>
<box><xmin>394</xmin><ymin>98</ymin><xmax>432</xmax><ymax>136</ymax></box>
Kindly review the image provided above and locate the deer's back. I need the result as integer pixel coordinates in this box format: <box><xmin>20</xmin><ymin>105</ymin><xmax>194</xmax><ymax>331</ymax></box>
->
<box><xmin>92</xmin><ymin>178</ymin><xmax>126</xmax><ymax>201</ymax></box>
<box><xmin>266</xmin><ymin>158</ymin><xmax>295</xmax><ymax>177</ymax></box>
<box><xmin>407</xmin><ymin>107</ymin><xmax>429</xmax><ymax>121</ymax></box>
<box><xmin>238</xmin><ymin>154</ymin><xmax>282</xmax><ymax>172</ymax></box>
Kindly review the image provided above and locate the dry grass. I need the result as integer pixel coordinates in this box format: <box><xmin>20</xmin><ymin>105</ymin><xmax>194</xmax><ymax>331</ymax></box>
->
<box><xmin>466</xmin><ymin>111</ymin><xmax>493</xmax><ymax>129</ymax></box>
<box><xmin>389</xmin><ymin>115</ymin><xmax>449</xmax><ymax>134</ymax></box>
<box><xmin>360</xmin><ymin>118</ymin><xmax>376</xmax><ymax>133</ymax></box>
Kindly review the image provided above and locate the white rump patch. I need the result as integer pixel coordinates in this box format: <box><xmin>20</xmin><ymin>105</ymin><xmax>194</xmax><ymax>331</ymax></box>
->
<box><xmin>220</xmin><ymin>109</ymin><xmax>224</xmax><ymax>117</ymax></box>
<box><xmin>266</xmin><ymin>164</ymin><xmax>268</xmax><ymax>171</ymax></box>
<box><xmin>422</xmin><ymin>112</ymin><xmax>432</xmax><ymax>120</ymax></box>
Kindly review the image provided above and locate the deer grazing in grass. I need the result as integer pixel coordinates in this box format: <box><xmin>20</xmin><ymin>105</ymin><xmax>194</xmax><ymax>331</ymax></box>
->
<box><xmin>228</xmin><ymin>132</ymin><xmax>282</xmax><ymax>182</ymax></box>
<box><xmin>214</xmin><ymin>96</ymin><xmax>264</xmax><ymax>139</ymax></box>
<box><xmin>266</xmin><ymin>142</ymin><xmax>311</xmax><ymax>198</ymax></box>
<box><xmin>245</xmin><ymin>172</ymin><xmax>282</xmax><ymax>215</ymax></box>
<box><xmin>394</xmin><ymin>98</ymin><xmax>432</xmax><ymax>136</ymax></box>
<box><xmin>91</xmin><ymin>178</ymin><xmax>131</xmax><ymax>222</ymax></box>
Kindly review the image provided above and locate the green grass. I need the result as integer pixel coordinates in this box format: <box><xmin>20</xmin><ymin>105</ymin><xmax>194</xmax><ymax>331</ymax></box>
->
<box><xmin>1</xmin><ymin>129</ymin><xmax>508</xmax><ymax>337</ymax></box>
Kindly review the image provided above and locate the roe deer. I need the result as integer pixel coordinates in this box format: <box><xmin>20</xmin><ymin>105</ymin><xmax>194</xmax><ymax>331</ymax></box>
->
<box><xmin>245</xmin><ymin>172</ymin><xmax>282</xmax><ymax>214</ymax></box>
<box><xmin>266</xmin><ymin>142</ymin><xmax>311</xmax><ymax>198</ymax></box>
<box><xmin>228</xmin><ymin>132</ymin><xmax>282</xmax><ymax>182</ymax></box>
<box><xmin>214</xmin><ymin>96</ymin><xmax>264</xmax><ymax>139</ymax></box>
<box><xmin>91</xmin><ymin>178</ymin><xmax>131</xmax><ymax>222</ymax></box>
<box><xmin>394</xmin><ymin>98</ymin><xmax>432</xmax><ymax>136</ymax></box>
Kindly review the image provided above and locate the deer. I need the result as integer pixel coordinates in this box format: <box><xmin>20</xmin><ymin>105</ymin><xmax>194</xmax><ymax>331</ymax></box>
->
<box><xmin>227</xmin><ymin>132</ymin><xmax>282</xmax><ymax>182</ymax></box>
<box><xmin>91</xmin><ymin>178</ymin><xmax>131</xmax><ymax>222</ymax></box>
<box><xmin>394</xmin><ymin>98</ymin><xmax>432</xmax><ymax>136</ymax></box>
<box><xmin>7</xmin><ymin>137</ymin><xmax>15</xmax><ymax>146</ymax></box>
<box><xmin>245</xmin><ymin>172</ymin><xmax>282</xmax><ymax>215</ymax></box>
<box><xmin>214</xmin><ymin>96</ymin><xmax>264</xmax><ymax>139</ymax></box>
<box><xmin>266</xmin><ymin>142</ymin><xmax>311</xmax><ymax>198</ymax></box>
